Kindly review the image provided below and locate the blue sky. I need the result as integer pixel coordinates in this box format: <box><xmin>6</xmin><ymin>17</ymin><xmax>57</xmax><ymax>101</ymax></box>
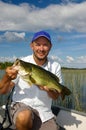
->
<box><xmin>0</xmin><ymin>0</ymin><xmax>86</xmax><ymax>68</ymax></box>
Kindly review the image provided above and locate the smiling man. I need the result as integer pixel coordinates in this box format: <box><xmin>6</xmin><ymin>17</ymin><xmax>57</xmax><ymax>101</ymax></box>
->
<box><xmin>0</xmin><ymin>30</ymin><xmax>62</xmax><ymax>130</ymax></box>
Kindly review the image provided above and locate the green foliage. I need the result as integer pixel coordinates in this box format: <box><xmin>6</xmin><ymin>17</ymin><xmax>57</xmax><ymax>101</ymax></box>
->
<box><xmin>53</xmin><ymin>69</ymin><xmax>86</xmax><ymax>113</ymax></box>
<box><xmin>0</xmin><ymin>62</ymin><xmax>13</xmax><ymax>69</ymax></box>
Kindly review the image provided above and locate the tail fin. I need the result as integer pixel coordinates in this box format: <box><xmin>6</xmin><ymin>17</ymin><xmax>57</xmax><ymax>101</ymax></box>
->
<box><xmin>61</xmin><ymin>86</ymin><xmax>71</xmax><ymax>100</ymax></box>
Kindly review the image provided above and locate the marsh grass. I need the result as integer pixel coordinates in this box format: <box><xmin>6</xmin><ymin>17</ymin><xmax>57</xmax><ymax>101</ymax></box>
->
<box><xmin>52</xmin><ymin>69</ymin><xmax>86</xmax><ymax>113</ymax></box>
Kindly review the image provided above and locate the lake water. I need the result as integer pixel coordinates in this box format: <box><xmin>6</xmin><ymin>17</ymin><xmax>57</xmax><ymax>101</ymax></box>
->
<box><xmin>0</xmin><ymin>69</ymin><xmax>86</xmax><ymax>113</ymax></box>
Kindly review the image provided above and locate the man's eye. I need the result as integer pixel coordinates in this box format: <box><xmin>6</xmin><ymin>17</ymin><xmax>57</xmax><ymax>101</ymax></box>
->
<box><xmin>35</xmin><ymin>43</ymin><xmax>40</xmax><ymax>46</ymax></box>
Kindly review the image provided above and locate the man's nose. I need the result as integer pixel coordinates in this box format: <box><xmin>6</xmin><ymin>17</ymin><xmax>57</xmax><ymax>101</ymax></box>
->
<box><xmin>40</xmin><ymin>45</ymin><xmax>44</xmax><ymax>51</ymax></box>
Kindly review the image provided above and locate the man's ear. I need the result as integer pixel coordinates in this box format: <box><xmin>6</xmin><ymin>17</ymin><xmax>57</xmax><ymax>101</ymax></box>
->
<box><xmin>50</xmin><ymin>43</ymin><xmax>52</xmax><ymax>51</ymax></box>
<box><xmin>30</xmin><ymin>42</ymin><xmax>33</xmax><ymax>50</ymax></box>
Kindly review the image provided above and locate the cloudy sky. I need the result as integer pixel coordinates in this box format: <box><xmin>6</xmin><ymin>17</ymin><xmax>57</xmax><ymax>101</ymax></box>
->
<box><xmin>0</xmin><ymin>0</ymin><xmax>86</xmax><ymax>68</ymax></box>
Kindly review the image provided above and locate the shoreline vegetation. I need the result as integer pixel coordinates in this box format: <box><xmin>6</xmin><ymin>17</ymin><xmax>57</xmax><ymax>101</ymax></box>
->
<box><xmin>0</xmin><ymin>61</ymin><xmax>86</xmax><ymax>70</ymax></box>
<box><xmin>0</xmin><ymin>62</ymin><xmax>13</xmax><ymax>69</ymax></box>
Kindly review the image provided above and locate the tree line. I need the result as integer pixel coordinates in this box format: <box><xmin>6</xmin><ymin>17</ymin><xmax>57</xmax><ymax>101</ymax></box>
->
<box><xmin>0</xmin><ymin>62</ymin><xmax>13</xmax><ymax>69</ymax></box>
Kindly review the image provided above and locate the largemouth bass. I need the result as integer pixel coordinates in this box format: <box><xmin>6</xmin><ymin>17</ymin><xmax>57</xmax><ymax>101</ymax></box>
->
<box><xmin>13</xmin><ymin>59</ymin><xmax>71</xmax><ymax>100</ymax></box>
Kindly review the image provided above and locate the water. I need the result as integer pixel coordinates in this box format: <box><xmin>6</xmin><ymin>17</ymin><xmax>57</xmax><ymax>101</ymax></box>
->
<box><xmin>0</xmin><ymin>70</ymin><xmax>9</xmax><ymax>105</ymax></box>
<box><xmin>0</xmin><ymin>70</ymin><xmax>5</xmax><ymax>79</ymax></box>
<box><xmin>0</xmin><ymin>69</ymin><xmax>86</xmax><ymax>113</ymax></box>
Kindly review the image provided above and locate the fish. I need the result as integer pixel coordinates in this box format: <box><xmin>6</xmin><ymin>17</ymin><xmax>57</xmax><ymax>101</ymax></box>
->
<box><xmin>13</xmin><ymin>59</ymin><xmax>71</xmax><ymax>100</ymax></box>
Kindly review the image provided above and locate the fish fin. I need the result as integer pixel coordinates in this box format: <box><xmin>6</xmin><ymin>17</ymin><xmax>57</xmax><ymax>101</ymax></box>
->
<box><xmin>30</xmin><ymin>76</ymin><xmax>36</xmax><ymax>84</ymax></box>
<box><xmin>22</xmin><ymin>78</ymin><xmax>33</xmax><ymax>86</ymax></box>
<box><xmin>21</xmin><ymin>75</ymin><xmax>33</xmax><ymax>86</ymax></box>
<box><xmin>61</xmin><ymin>86</ymin><xmax>71</xmax><ymax>100</ymax></box>
<box><xmin>24</xmin><ymin>76</ymin><xmax>36</xmax><ymax>86</ymax></box>
<box><xmin>27</xmin><ymin>81</ymin><xmax>33</xmax><ymax>86</ymax></box>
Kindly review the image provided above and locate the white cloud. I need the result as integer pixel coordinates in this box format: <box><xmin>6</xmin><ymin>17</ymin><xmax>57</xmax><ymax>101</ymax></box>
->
<box><xmin>0</xmin><ymin>31</ymin><xmax>25</xmax><ymax>42</ymax></box>
<box><xmin>0</xmin><ymin>55</ymin><xmax>25</xmax><ymax>62</ymax></box>
<box><xmin>66</xmin><ymin>55</ymin><xmax>86</xmax><ymax>64</ymax></box>
<box><xmin>0</xmin><ymin>56</ymin><xmax>17</xmax><ymax>62</ymax></box>
<box><xmin>77</xmin><ymin>56</ymin><xmax>86</xmax><ymax>63</ymax></box>
<box><xmin>0</xmin><ymin>1</ymin><xmax>86</xmax><ymax>32</ymax></box>
<box><xmin>66</xmin><ymin>56</ymin><xmax>74</xmax><ymax>63</ymax></box>
<box><xmin>60</xmin><ymin>55</ymin><xmax>86</xmax><ymax>68</ymax></box>
<box><xmin>50</xmin><ymin>55</ymin><xmax>63</xmax><ymax>63</ymax></box>
<box><xmin>48</xmin><ymin>55</ymin><xmax>86</xmax><ymax>68</ymax></box>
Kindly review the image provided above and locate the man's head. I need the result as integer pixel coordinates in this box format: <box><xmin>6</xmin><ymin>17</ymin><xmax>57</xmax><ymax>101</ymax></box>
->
<box><xmin>30</xmin><ymin>31</ymin><xmax>52</xmax><ymax>64</ymax></box>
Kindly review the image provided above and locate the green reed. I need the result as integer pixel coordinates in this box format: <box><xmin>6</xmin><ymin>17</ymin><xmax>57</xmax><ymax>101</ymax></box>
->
<box><xmin>52</xmin><ymin>68</ymin><xmax>86</xmax><ymax>113</ymax></box>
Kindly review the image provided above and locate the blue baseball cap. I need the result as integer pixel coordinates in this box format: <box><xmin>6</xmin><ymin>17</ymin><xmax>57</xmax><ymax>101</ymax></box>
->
<box><xmin>32</xmin><ymin>31</ymin><xmax>51</xmax><ymax>43</ymax></box>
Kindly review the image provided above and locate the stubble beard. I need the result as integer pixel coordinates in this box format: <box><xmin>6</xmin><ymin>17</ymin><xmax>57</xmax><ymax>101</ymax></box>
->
<box><xmin>33</xmin><ymin>52</ymin><xmax>48</xmax><ymax>62</ymax></box>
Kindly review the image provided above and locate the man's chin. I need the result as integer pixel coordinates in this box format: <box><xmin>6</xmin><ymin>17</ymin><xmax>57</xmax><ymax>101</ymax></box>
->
<box><xmin>37</xmin><ymin>55</ymin><xmax>46</xmax><ymax>60</ymax></box>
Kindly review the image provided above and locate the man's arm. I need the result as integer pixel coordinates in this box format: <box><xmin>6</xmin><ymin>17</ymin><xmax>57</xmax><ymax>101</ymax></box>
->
<box><xmin>0</xmin><ymin>66</ymin><xmax>17</xmax><ymax>94</ymax></box>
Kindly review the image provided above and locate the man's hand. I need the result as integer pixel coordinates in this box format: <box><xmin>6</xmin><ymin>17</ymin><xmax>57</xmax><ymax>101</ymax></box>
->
<box><xmin>6</xmin><ymin>66</ymin><xmax>18</xmax><ymax>80</ymax></box>
<box><xmin>0</xmin><ymin>66</ymin><xmax>18</xmax><ymax>94</ymax></box>
<box><xmin>38</xmin><ymin>85</ymin><xmax>50</xmax><ymax>91</ymax></box>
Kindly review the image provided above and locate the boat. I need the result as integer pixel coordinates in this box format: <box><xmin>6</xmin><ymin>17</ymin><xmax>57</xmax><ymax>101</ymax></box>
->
<box><xmin>52</xmin><ymin>105</ymin><xmax>86</xmax><ymax>130</ymax></box>
<box><xmin>0</xmin><ymin>105</ymin><xmax>86</xmax><ymax>130</ymax></box>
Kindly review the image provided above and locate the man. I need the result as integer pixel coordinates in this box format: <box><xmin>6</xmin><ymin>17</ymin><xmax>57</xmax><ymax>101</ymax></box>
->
<box><xmin>0</xmin><ymin>31</ymin><xmax>62</xmax><ymax>130</ymax></box>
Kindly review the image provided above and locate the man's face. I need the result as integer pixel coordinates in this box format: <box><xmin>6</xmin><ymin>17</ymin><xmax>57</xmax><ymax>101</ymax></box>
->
<box><xmin>30</xmin><ymin>36</ymin><xmax>52</xmax><ymax>60</ymax></box>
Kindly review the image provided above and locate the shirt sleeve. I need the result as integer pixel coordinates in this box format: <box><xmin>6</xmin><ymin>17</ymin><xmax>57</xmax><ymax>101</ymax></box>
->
<box><xmin>55</xmin><ymin>63</ymin><xmax>62</xmax><ymax>84</ymax></box>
